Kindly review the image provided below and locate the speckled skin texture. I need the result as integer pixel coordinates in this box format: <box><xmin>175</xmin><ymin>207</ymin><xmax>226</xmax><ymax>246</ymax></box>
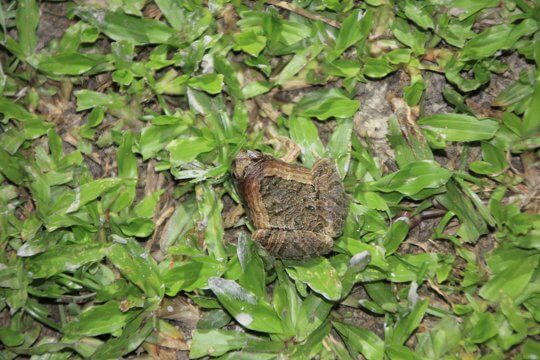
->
<box><xmin>233</xmin><ymin>150</ymin><xmax>348</xmax><ymax>259</ymax></box>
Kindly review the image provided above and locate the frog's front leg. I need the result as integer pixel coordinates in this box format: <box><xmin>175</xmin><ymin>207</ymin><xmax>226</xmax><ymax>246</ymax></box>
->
<box><xmin>312</xmin><ymin>159</ymin><xmax>348</xmax><ymax>237</ymax></box>
<box><xmin>253</xmin><ymin>229</ymin><xmax>333</xmax><ymax>259</ymax></box>
<box><xmin>265</xmin><ymin>136</ymin><xmax>301</xmax><ymax>164</ymax></box>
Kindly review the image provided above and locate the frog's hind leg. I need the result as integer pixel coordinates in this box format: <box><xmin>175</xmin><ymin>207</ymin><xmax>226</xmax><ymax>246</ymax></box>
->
<box><xmin>312</xmin><ymin>159</ymin><xmax>348</xmax><ymax>237</ymax></box>
<box><xmin>253</xmin><ymin>229</ymin><xmax>333</xmax><ymax>259</ymax></box>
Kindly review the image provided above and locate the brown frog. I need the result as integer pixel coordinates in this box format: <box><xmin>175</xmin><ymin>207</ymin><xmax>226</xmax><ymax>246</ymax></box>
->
<box><xmin>233</xmin><ymin>150</ymin><xmax>348</xmax><ymax>259</ymax></box>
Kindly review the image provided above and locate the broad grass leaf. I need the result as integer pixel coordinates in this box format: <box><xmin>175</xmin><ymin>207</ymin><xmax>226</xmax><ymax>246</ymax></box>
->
<box><xmin>461</xmin><ymin>19</ymin><xmax>538</xmax><ymax>61</ymax></box>
<box><xmin>479</xmin><ymin>250</ymin><xmax>539</xmax><ymax>302</ymax></box>
<box><xmin>154</xmin><ymin>0</ymin><xmax>212</xmax><ymax>37</ymax></box>
<box><xmin>118</xmin><ymin>217</ymin><xmax>154</xmax><ymax>237</ymax></box>
<box><xmin>523</xmin><ymin>74</ymin><xmax>540</xmax><ymax>134</ymax></box>
<box><xmin>160</xmin><ymin>196</ymin><xmax>197</xmax><ymax>251</ymax></box>
<box><xmin>455</xmin><ymin>177</ymin><xmax>496</xmax><ymax>227</ymax></box>
<box><xmin>493</xmin><ymin>69</ymin><xmax>535</xmax><ymax>108</ymax></box>
<box><xmin>37</xmin><ymin>53</ymin><xmax>109</xmax><ymax>76</ymax></box>
<box><xmin>186</xmin><ymin>89</ymin><xmax>232</xmax><ymax>140</ymax></box>
<box><xmin>368</xmin><ymin>160</ymin><xmax>452</xmax><ymax>196</ymax></box>
<box><xmin>403</xmin><ymin>79</ymin><xmax>426</xmax><ymax>106</ymax></box>
<box><xmin>214</xmin><ymin>54</ymin><xmax>243</xmax><ymax>99</ymax></box>
<box><xmin>436</xmin><ymin>180</ymin><xmax>487</xmax><ymax>243</ymax></box>
<box><xmin>283</xmin><ymin>258</ymin><xmax>343</xmax><ymax>301</ymax></box>
<box><xmin>0</xmin><ymin>149</ymin><xmax>25</xmax><ymax>185</ymax></box>
<box><xmin>467</xmin><ymin>312</ymin><xmax>498</xmax><ymax>343</ymax></box>
<box><xmin>0</xmin><ymin>96</ymin><xmax>52</xmax><ymax>139</ymax></box>
<box><xmin>237</xmin><ymin>234</ymin><xmax>266</xmax><ymax>298</ymax></box>
<box><xmin>190</xmin><ymin>329</ymin><xmax>283</xmax><ymax>359</ymax></box>
<box><xmin>386</xmin><ymin>254</ymin><xmax>440</xmax><ymax>282</ymax></box>
<box><xmin>112</xmin><ymin>131</ymin><xmax>137</xmax><ymax>211</ymax></box>
<box><xmin>16</xmin><ymin>0</ymin><xmax>39</xmax><ymax>57</ymax></box>
<box><xmin>388</xmin><ymin>299</ymin><xmax>429</xmax><ymax>345</ymax></box>
<box><xmin>214</xmin><ymin>351</ymin><xmax>280</xmax><ymax>360</ymax></box>
<box><xmin>391</xmin><ymin>18</ymin><xmax>426</xmax><ymax>55</ymax></box>
<box><xmin>10</xmin><ymin>338</ymin><xmax>93</xmax><ymax>355</ymax></box>
<box><xmin>341</xmin><ymin>251</ymin><xmax>372</xmax><ymax>298</ymax></box>
<box><xmin>273</xmin><ymin>264</ymin><xmax>301</xmax><ymax>336</ymax></box>
<box><xmin>163</xmin><ymin>258</ymin><xmax>224</xmax><ymax>295</ymax></box>
<box><xmin>332</xmin><ymin>10</ymin><xmax>373</xmax><ymax>58</ymax></box>
<box><xmin>275</xmin><ymin>17</ymin><xmax>312</xmax><ymax>46</ymax></box>
<box><xmin>187</xmin><ymin>74</ymin><xmax>224</xmax><ymax>95</ymax></box>
<box><xmin>469</xmin><ymin>142</ymin><xmax>508</xmax><ymax>175</ymax></box>
<box><xmin>364</xmin><ymin>57</ymin><xmax>394</xmax><ymax>78</ymax></box>
<box><xmin>522</xmin><ymin>339</ymin><xmax>540</xmax><ymax>358</ymax></box>
<box><xmin>233</xmin><ymin>30</ymin><xmax>266</xmax><ymax>57</ymax></box>
<box><xmin>117</xmin><ymin>132</ymin><xmax>137</xmax><ymax>180</ymax></box>
<box><xmin>62</xmin><ymin>301</ymin><xmax>133</xmax><ymax>337</ymax></box>
<box><xmin>364</xmin><ymin>282</ymin><xmax>398</xmax><ymax>313</ymax></box>
<box><xmin>418</xmin><ymin>113</ymin><xmax>498</xmax><ymax>144</ymax></box>
<box><xmin>197</xmin><ymin>309</ymin><xmax>231</xmax><ymax>329</ymax></box>
<box><xmin>436</xmin><ymin>19</ymin><xmax>475</xmax><ymax>48</ymax></box>
<box><xmin>107</xmin><ymin>239</ymin><xmax>164</xmax><ymax>299</ymax></box>
<box><xmin>445</xmin><ymin>61</ymin><xmax>491</xmax><ymax>92</ymax></box>
<box><xmin>242</xmin><ymin>81</ymin><xmax>273</xmax><ymax>99</ymax></box>
<box><xmin>399</xmin><ymin>0</ymin><xmax>434</xmax><ymax>29</ymax></box>
<box><xmin>415</xmin><ymin>317</ymin><xmax>462</xmax><ymax>358</ymax></box>
<box><xmin>335</xmin><ymin>238</ymin><xmax>388</xmax><ymax>271</ymax></box>
<box><xmin>322</xmin><ymin>59</ymin><xmax>361</xmax><ymax>79</ymax></box>
<box><xmin>167</xmin><ymin>137</ymin><xmax>215</xmax><ymax>165</ymax></box>
<box><xmin>207</xmin><ymin>277</ymin><xmax>284</xmax><ymax>334</ymax></box>
<box><xmin>138</xmin><ymin>121</ymin><xmax>189</xmax><ymax>160</ymax></box>
<box><xmin>385</xmin><ymin>49</ymin><xmax>412</xmax><ymax>64</ymax></box>
<box><xmin>27</xmin><ymin>243</ymin><xmax>105</xmax><ymax>279</ymax></box>
<box><xmin>383</xmin><ymin>219</ymin><xmax>410</xmax><ymax>255</ymax></box>
<box><xmin>287</xmin><ymin>321</ymin><xmax>331</xmax><ymax>359</ymax></box>
<box><xmin>133</xmin><ymin>190</ymin><xmax>163</xmax><ymax>219</ymax></box>
<box><xmin>50</xmin><ymin>178</ymin><xmax>123</xmax><ymax>214</ymax></box>
<box><xmin>75</xmin><ymin>90</ymin><xmax>114</xmax><ymax>111</ymax></box>
<box><xmin>74</xmin><ymin>8</ymin><xmax>176</xmax><ymax>45</ymax></box>
<box><xmin>333</xmin><ymin>321</ymin><xmax>384</xmax><ymax>360</ymax></box>
<box><xmin>59</xmin><ymin>22</ymin><xmax>100</xmax><ymax>52</ymax></box>
<box><xmin>0</xmin><ymin>128</ymin><xmax>25</xmax><ymax>155</ymax></box>
<box><xmin>155</xmin><ymin>0</ymin><xmax>188</xmax><ymax>30</ymax></box>
<box><xmin>295</xmin><ymin>293</ymin><xmax>333</xmax><ymax>341</ymax></box>
<box><xmin>195</xmin><ymin>184</ymin><xmax>227</xmax><ymax>261</ymax></box>
<box><xmin>327</xmin><ymin>118</ymin><xmax>353</xmax><ymax>178</ymax></box>
<box><xmin>288</xmin><ymin>117</ymin><xmax>325</xmax><ymax>167</ymax></box>
<box><xmin>355</xmin><ymin>190</ymin><xmax>390</xmax><ymax>214</ymax></box>
<box><xmin>387</xmin><ymin>116</ymin><xmax>433</xmax><ymax>168</ymax></box>
<box><xmin>273</xmin><ymin>44</ymin><xmax>323</xmax><ymax>85</ymax></box>
<box><xmin>294</xmin><ymin>88</ymin><xmax>360</xmax><ymax>120</ymax></box>
<box><xmin>155</xmin><ymin>70</ymin><xmax>187</xmax><ymax>95</ymax></box>
<box><xmin>385</xmin><ymin>344</ymin><xmax>423</xmax><ymax>360</ymax></box>
<box><xmin>90</xmin><ymin>311</ymin><xmax>154</xmax><ymax>359</ymax></box>
<box><xmin>449</xmin><ymin>0</ymin><xmax>499</xmax><ymax>20</ymax></box>
<box><xmin>0</xmin><ymin>327</ymin><xmax>24</xmax><ymax>347</ymax></box>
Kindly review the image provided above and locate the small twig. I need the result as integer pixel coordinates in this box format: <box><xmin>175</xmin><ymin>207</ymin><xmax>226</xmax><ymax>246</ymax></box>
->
<box><xmin>155</xmin><ymin>206</ymin><xmax>175</xmax><ymax>228</ymax></box>
<box><xmin>265</xmin><ymin>0</ymin><xmax>341</xmax><ymax>29</ymax></box>
<box><xmin>399</xmin><ymin>208</ymin><xmax>448</xmax><ymax>229</ymax></box>
<box><xmin>145</xmin><ymin>204</ymin><xmax>175</xmax><ymax>251</ymax></box>
<box><xmin>63</xmin><ymin>133</ymin><xmax>102</xmax><ymax>165</ymax></box>
<box><xmin>224</xmin><ymin>204</ymin><xmax>245</xmax><ymax>229</ymax></box>
<box><xmin>427</xmin><ymin>279</ymin><xmax>454</xmax><ymax>306</ymax></box>
<box><xmin>58</xmin><ymin>292</ymin><xmax>97</xmax><ymax>304</ymax></box>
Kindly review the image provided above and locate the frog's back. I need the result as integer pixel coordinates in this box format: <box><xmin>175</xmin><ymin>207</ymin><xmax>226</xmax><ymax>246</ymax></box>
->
<box><xmin>259</xmin><ymin>175</ymin><xmax>325</xmax><ymax>231</ymax></box>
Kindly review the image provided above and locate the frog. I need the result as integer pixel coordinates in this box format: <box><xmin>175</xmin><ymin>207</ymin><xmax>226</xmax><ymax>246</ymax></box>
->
<box><xmin>232</xmin><ymin>150</ymin><xmax>348</xmax><ymax>259</ymax></box>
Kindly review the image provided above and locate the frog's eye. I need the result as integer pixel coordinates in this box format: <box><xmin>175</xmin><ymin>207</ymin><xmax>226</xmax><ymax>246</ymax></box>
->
<box><xmin>307</xmin><ymin>205</ymin><xmax>315</xmax><ymax>211</ymax></box>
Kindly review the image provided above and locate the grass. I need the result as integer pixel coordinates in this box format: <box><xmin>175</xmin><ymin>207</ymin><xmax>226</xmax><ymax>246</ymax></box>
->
<box><xmin>0</xmin><ymin>0</ymin><xmax>539</xmax><ymax>359</ymax></box>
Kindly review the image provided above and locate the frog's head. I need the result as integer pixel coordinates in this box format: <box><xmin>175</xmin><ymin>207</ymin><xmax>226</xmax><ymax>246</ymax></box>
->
<box><xmin>233</xmin><ymin>150</ymin><xmax>264</xmax><ymax>180</ymax></box>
